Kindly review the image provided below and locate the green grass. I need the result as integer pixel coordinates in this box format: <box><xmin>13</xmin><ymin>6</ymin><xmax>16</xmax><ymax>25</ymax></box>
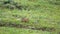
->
<box><xmin>0</xmin><ymin>27</ymin><xmax>57</xmax><ymax>34</ymax></box>
<box><xmin>0</xmin><ymin>0</ymin><xmax>60</xmax><ymax>34</ymax></box>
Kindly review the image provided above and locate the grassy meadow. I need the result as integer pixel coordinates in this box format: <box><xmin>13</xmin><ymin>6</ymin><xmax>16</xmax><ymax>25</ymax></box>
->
<box><xmin>0</xmin><ymin>0</ymin><xmax>60</xmax><ymax>34</ymax></box>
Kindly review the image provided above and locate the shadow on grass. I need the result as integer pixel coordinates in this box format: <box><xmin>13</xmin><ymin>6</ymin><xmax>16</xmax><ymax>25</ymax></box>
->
<box><xmin>0</xmin><ymin>22</ymin><xmax>56</xmax><ymax>32</ymax></box>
